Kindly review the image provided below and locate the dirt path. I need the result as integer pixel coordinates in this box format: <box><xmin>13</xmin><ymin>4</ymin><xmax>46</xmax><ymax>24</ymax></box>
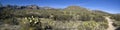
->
<box><xmin>105</xmin><ymin>16</ymin><xmax>116</xmax><ymax>30</ymax></box>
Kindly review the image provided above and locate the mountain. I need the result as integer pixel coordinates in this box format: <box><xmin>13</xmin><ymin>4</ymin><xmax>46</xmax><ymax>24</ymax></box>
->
<box><xmin>65</xmin><ymin>6</ymin><xmax>86</xmax><ymax>10</ymax></box>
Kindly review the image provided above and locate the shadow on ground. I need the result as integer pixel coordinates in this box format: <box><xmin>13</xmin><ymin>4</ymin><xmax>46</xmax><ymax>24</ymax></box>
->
<box><xmin>115</xmin><ymin>27</ymin><xmax>120</xmax><ymax>30</ymax></box>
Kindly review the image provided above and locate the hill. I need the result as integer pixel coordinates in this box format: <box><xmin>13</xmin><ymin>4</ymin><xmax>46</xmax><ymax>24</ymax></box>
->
<box><xmin>0</xmin><ymin>5</ymin><xmax>119</xmax><ymax>30</ymax></box>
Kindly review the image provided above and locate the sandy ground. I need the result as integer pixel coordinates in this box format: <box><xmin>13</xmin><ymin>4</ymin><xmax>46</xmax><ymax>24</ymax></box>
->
<box><xmin>106</xmin><ymin>17</ymin><xmax>116</xmax><ymax>30</ymax></box>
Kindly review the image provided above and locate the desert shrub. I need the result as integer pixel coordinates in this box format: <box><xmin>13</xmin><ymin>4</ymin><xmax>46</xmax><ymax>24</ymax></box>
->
<box><xmin>92</xmin><ymin>16</ymin><xmax>106</xmax><ymax>22</ymax></box>
<box><xmin>53</xmin><ymin>15</ymin><xmax>72</xmax><ymax>21</ymax></box>
<box><xmin>38</xmin><ymin>13</ymin><xmax>50</xmax><ymax>18</ymax></box>
<box><xmin>78</xmin><ymin>15</ymin><xmax>91</xmax><ymax>21</ymax></box>
<box><xmin>0</xmin><ymin>5</ymin><xmax>112</xmax><ymax>30</ymax></box>
<box><xmin>110</xmin><ymin>14</ymin><xmax>120</xmax><ymax>28</ymax></box>
<box><xmin>19</xmin><ymin>16</ymin><xmax>42</xmax><ymax>30</ymax></box>
<box><xmin>78</xmin><ymin>21</ymin><xmax>107</xmax><ymax>30</ymax></box>
<box><xmin>19</xmin><ymin>16</ymin><xmax>53</xmax><ymax>30</ymax></box>
<box><xmin>3</xmin><ymin>18</ymin><xmax>19</xmax><ymax>25</ymax></box>
<box><xmin>111</xmin><ymin>14</ymin><xmax>120</xmax><ymax>21</ymax></box>
<box><xmin>112</xmin><ymin>21</ymin><xmax>120</xmax><ymax>27</ymax></box>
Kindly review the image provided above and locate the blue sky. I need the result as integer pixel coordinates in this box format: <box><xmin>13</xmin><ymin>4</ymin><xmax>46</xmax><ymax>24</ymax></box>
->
<box><xmin>0</xmin><ymin>0</ymin><xmax>120</xmax><ymax>14</ymax></box>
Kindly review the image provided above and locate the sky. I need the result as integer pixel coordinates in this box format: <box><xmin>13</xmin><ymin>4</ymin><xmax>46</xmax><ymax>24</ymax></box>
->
<box><xmin>0</xmin><ymin>0</ymin><xmax>120</xmax><ymax>14</ymax></box>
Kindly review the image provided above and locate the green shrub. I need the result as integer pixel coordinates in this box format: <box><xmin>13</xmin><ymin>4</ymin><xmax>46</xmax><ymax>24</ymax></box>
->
<box><xmin>78</xmin><ymin>21</ymin><xmax>108</xmax><ymax>30</ymax></box>
<box><xmin>19</xmin><ymin>16</ymin><xmax>42</xmax><ymax>30</ymax></box>
<box><xmin>53</xmin><ymin>15</ymin><xmax>72</xmax><ymax>21</ymax></box>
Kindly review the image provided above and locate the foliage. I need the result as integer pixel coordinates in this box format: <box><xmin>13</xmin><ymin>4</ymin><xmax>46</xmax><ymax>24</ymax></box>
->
<box><xmin>53</xmin><ymin>15</ymin><xmax>72</xmax><ymax>21</ymax></box>
<box><xmin>0</xmin><ymin>5</ymin><xmax>112</xmax><ymax>30</ymax></box>
<box><xmin>78</xmin><ymin>21</ymin><xmax>107</xmax><ymax>30</ymax></box>
<box><xmin>19</xmin><ymin>16</ymin><xmax>42</xmax><ymax>30</ymax></box>
<box><xmin>111</xmin><ymin>14</ymin><xmax>120</xmax><ymax>21</ymax></box>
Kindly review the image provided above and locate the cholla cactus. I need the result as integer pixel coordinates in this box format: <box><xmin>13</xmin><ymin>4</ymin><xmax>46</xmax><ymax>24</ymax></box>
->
<box><xmin>19</xmin><ymin>16</ymin><xmax>41</xmax><ymax>30</ymax></box>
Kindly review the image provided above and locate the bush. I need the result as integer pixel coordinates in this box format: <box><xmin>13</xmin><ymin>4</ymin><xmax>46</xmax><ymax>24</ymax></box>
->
<box><xmin>78</xmin><ymin>21</ymin><xmax>107</xmax><ymax>30</ymax></box>
<box><xmin>111</xmin><ymin>14</ymin><xmax>120</xmax><ymax>21</ymax></box>
<box><xmin>78</xmin><ymin>15</ymin><xmax>91</xmax><ymax>21</ymax></box>
<box><xmin>19</xmin><ymin>16</ymin><xmax>42</xmax><ymax>30</ymax></box>
<box><xmin>53</xmin><ymin>15</ymin><xmax>72</xmax><ymax>21</ymax></box>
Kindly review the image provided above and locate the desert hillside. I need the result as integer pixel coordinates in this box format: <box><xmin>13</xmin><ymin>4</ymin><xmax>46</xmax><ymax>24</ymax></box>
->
<box><xmin>0</xmin><ymin>5</ymin><xmax>120</xmax><ymax>30</ymax></box>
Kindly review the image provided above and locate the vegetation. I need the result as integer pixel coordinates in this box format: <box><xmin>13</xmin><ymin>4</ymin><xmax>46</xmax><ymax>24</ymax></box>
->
<box><xmin>0</xmin><ymin>5</ymin><xmax>118</xmax><ymax>30</ymax></box>
<box><xmin>110</xmin><ymin>14</ymin><xmax>120</xmax><ymax>29</ymax></box>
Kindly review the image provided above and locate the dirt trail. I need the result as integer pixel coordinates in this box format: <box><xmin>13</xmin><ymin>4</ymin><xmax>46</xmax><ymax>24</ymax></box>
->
<box><xmin>105</xmin><ymin>17</ymin><xmax>116</xmax><ymax>30</ymax></box>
